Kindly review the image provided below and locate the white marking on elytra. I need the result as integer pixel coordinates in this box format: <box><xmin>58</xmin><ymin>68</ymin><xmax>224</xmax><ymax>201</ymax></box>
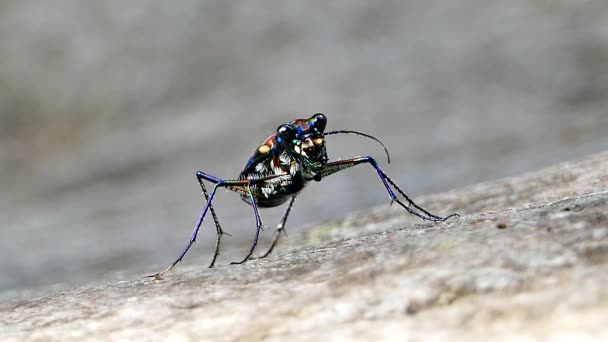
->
<box><xmin>261</xmin><ymin>187</ymin><xmax>274</xmax><ymax>198</ymax></box>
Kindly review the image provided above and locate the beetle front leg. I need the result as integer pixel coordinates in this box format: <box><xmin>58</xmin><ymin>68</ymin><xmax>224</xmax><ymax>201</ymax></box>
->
<box><xmin>318</xmin><ymin>156</ymin><xmax>458</xmax><ymax>222</ymax></box>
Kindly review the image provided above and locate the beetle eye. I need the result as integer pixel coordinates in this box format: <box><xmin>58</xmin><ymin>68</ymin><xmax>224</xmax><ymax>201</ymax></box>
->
<box><xmin>310</xmin><ymin>113</ymin><xmax>327</xmax><ymax>133</ymax></box>
<box><xmin>276</xmin><ymin>124</ymin><xmax>297</xmax><ymax>143</ymax></box>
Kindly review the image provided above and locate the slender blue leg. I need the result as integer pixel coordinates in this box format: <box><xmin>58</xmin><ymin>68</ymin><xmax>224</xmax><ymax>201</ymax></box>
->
<box><xmin>148</xmin><ymin>181</ymin><xmax>222</xmax><ymax>279</ymax></box>
<box><xmin>148</xmin><ymin>172</ymin><xmax>291</xmax><ymax>278</ymax></box>
<box><xmin>196</xmin><ymin>172</ymin><xmax>229</xmax><ymax>268</ymax></box>
<box><xmin>251</xmin><ymin>196</ymin><xmax>296</xmax><ymax>260</ymax></box>
<box><xmin>148</xmin><ymin>171</ymin><xmax>247</xmax><ymax>278</ymax></box>
<box><xmin>230</xmin><ymin>184</ymin><xmax>267</xmax><ymax>264</ymax></box>
<box><xmin>318</xmin><ymin>156</ymin><xmax>459</xmax><ymax>222</ymax></box>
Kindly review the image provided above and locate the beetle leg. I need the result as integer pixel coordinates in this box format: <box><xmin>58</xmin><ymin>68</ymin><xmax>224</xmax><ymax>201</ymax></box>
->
<box><xmin>147</xmin><ymin>172</ymin><xmax>223</xmax><ymax>279</ymax></box>
<box><xmin>251</xmin><ymin>196</ymin><xmax>296</xmax><ymax>260</ymax></box>
<box><xmin>195</xmin><ymin>172</ymin><xmax>228</xmax><ymax>268</ymax></box>
<box><xmin>230</xmin><ymin>183</ymin><xmax>266</xmax><ymax>265</ymax></box>
<box><xmin>147</xmin><ymin>172</ymin><xmax>290</xmax><ymax>278</ymax></box>
<box><xmin>318</xmin><ymin>157</ymin><xmax>459</xmax><ymax>222</ymax></box>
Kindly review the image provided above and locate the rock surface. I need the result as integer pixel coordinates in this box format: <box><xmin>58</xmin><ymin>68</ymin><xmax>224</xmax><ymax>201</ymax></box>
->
<box><xmin>2</xmin><ymin>152</ymin><xmax>608</xmax><ymax>341</ymax></box>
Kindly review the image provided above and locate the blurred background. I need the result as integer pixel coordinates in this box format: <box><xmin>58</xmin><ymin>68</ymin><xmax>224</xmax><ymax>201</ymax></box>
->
<box><xmin>1</xmin><ymin>0</ymin><xmax>607</xmax><ymax>300</ymax></box>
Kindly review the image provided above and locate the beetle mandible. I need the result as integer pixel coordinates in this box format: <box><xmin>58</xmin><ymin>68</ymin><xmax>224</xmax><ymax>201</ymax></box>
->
<box><xmin>149</xmin><ymin>113</ymin><xmax>457</xmax><ymax>278</ymax></box>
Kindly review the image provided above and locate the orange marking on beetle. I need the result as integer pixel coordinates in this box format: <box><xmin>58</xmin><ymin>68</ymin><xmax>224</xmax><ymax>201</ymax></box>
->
<box><xmin>258</xmin><ymin>144</ymin><xmax>271</xmax><ymax>154</ymax></box>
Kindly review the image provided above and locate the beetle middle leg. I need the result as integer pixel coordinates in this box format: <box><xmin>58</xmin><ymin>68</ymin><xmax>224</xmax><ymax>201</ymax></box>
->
<box><xmin>229</xmin><ymin>183</ymin><xmax>267</xmax><ymax>265</ymax></box>
<box><xmin>251</xmin><ymin>196</ymin><xmax>297</xmax><ymax>260</ymax></box>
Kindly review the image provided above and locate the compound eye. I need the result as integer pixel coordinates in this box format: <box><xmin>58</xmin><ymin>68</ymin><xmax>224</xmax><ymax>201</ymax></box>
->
<box><xmin>310</xmin><ymin>113</ymin><xmax>327</xmax><ymax>133</ymax></box>
<box><xmin>276</xmin><ymin>124</ymin><xmax>297</xmax><ymax>143</ymax></box>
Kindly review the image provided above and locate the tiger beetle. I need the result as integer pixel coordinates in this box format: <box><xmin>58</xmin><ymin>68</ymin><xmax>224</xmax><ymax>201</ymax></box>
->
<box><xmin>149</xmin><ymin>113</ymin><xmax>458</xmax><ymax>279</ymax></box>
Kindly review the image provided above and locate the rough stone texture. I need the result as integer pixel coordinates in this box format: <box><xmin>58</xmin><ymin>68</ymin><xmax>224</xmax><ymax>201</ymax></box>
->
<box><xmin>1</xmin><ymin>152</ymin><xmax>607</xmax><ymax>341</ymax></box>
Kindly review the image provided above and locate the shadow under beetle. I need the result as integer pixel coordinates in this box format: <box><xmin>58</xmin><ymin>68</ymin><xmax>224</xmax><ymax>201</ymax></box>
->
<box><xmin>149</xmin><ymin>113</ymin><xmax>458</xmax><ymax>279</ymax></box>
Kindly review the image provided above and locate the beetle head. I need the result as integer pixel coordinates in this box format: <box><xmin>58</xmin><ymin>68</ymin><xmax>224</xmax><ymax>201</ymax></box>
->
<box><xmin>276</xmin><ymin>113</ymin><xmax>328</xmax><ymax>167</ymax></box>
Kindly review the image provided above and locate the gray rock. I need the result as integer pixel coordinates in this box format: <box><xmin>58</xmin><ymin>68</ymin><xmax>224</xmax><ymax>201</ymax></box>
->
<box><xmin>2</xmin><ymin>152</ymin><xmax>607</xmax><ymax>341</ymax></box>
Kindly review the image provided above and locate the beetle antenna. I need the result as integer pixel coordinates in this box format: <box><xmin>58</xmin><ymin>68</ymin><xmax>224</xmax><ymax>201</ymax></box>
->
<box><xmin>323</xmin><ymin>130</ymin><xmax>391</xmax><ymax>163</ymax></box>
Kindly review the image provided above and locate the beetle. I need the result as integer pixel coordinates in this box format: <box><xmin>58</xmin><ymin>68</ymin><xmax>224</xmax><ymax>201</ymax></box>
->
<box><xmin>149</xmin><ymin>113</ymin><xmax>457</xmax><ymax>278</ymax></box>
